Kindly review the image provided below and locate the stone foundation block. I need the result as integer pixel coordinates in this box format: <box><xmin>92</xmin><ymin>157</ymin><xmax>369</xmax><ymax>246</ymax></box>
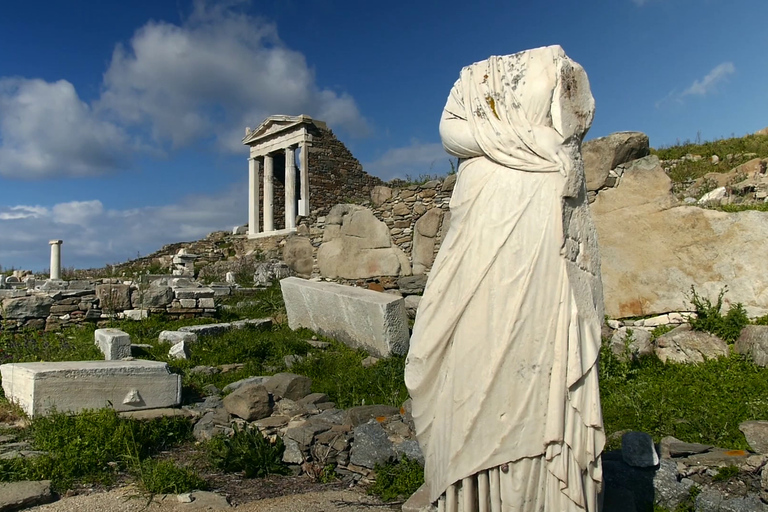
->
<box><xmin>0</xmin><ymin>360</ymin><xmax>181</xmax><ymax>417</ymax></box>
<box><xmin>94</xmin><ymin>328</ymin><xmax>132</xmax><ymax>360</ymax></box>
<box><xmin>280</xmin><ymin>277</ymin><xmax>409</xmax><ymax>357</ymax></box>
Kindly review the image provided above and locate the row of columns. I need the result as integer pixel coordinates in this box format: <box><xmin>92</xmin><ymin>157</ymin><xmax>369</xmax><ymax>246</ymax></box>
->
<box><xmin>248</xmin><ymin>142</ymin><xmax>309</xmax><ymax>236</ymax></box>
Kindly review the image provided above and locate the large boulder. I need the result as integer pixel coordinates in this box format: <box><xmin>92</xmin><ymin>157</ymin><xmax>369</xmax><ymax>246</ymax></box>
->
<box><xmin>318</xmin><ymin>204</ymin><xmax>411</xmax><ymax>279</ymax></box>
<box><xmin>592</xmin><ymin>155</ymin><xmax>768</xmax><ymax>318</ymax></box>
<box><xmin>282</xmin><ymin>236</ymin><xmax>314</xmax><ymax>277</ymax></box>
<box><xmin>1</xmin><ymin>295</ymin><xmax>54</xmax><ymax>319</ymax></box>
<box><xmin>735</xmin><ymin>325</ymin><xmax>768</xmax><ymax>366</ymax></box>
<box><xmin>583</xmin><ymin>131</ymin><xmax>650</xmax><ymax>191</ymax></box>
<box><xmin>223</xmin><ymin>383</ymin><xmax>272</xmax><ymax>421</ymax></box>
<box><xmin>654</xmin><ymin>325</ymin><xmax>728</xmax><ymax>364</ymax></box>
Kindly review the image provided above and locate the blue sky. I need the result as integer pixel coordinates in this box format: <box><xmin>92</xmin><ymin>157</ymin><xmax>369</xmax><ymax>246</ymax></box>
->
<box><xmin>1</xmin><ymin>0</ymin><xmax>766</xmax><ymax>271</ymax></box>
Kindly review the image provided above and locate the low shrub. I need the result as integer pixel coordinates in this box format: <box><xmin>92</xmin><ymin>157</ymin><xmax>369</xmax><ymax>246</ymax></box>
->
<box><xmin>207</xmin><ymin>425</ymin><xmax>290</xmax><ymax>478</ymax></box>
<box><xmin>687</xmin><ymin>286</ymin><xmax>748</xmax><ymax>343</ymax></box>
<box><xmin>369</xmin><ymin>456</ymin><xmax>424</xmax><ymax>502</ymax></box>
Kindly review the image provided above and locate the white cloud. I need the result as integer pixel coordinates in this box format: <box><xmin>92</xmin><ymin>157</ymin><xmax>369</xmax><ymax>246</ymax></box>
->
<box><xmin>0</xmin><ymin>0</ymin><xmax>367</xmax><ymax>179</ymax></box>
<box><xmin>0</xmin><ymin>79</ymin><xmax>131</xmax><ymax>179</ymax></box>
<box><xmin>656</xmin><ymin>62</ymin><xmax>735</xmax><ymax>108</ymax></box>
<box><xmin>52</xmin><ymin>200</ymin><xmax>105</xmax><ymax>226</ymax></box>
<box><xmin>97</xmin><ymin>0</ymin><xmax>369</xmax><ymax>152</ymax></box>
<box><xmin>364</xmin><ymin>141</ymin><xmax>453</xmax><ymax>181</ymax></box>
<box><xmin>681</xmin><ymin>62</ymin><xmax>735</xmax><ymax>97</ymax></box>
<box><xmin>0</xmin><ymin>205</ymin><xmax>49</xmax><ymax>220</ymax></box>
<box><xmin>0</xmin><ymin>186</ymin><xmax>247</xmax><ymax>271</ymax></box>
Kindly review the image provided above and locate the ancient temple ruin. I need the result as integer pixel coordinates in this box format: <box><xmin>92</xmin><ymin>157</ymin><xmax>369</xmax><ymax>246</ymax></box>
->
<box><xmin>242</xmin><ymin>115</ymin><xmax>382</xmax><ymax>238</ymax></box>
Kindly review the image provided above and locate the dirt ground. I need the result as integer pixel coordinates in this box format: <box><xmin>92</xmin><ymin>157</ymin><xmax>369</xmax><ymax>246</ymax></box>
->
<box><xmin>29</xmin><ymin>486</ymin><xmax>400</xmax><ymax>512</ymax></box>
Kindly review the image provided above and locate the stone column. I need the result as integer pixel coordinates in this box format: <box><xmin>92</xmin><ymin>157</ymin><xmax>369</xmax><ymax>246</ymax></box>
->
<box><xmin>49</xmin><ymin>239</ymin><xmax>63</xmax><ymax>280</ymax></box>
<box><xmin>263</xmin><ymin>154</ymin><xmax>274</xmax><ymax>232</ymax></box>
<box><xmin>299</xmin><ymin>141</ymin><xmax>310</xmax><ymax>216</ymax></box>
<box><xmin>248</xmin><ymin>157</ymin><xmax>260</xmax><ymax>236</ymax></box>
<box><xmin>285</xmin><ymin>146</ymin><xmax>296</xmax><ymax>229</ymax></box>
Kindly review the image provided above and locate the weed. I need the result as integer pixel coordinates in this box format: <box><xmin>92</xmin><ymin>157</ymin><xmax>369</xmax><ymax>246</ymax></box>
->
<box><xmin>712</xmin><ymin>465</ymin><xmax>739</xmax><ymax>482</ymax></box>
<box><xmin>132</xmin><ymin>459</ymin><xmax>207</xmax><ymax>494</ymax></box>
<box><xmin>369</xmin><ymin>456</ymin><xmax>424</xmax><ymax>502</ymax></box>
<box><xmin>207</xmin><ymin>425</ymin><xmax>291</xmax><ymax>478</ymax></box>
<box><xmin>650</xmin><ymin>324</ymin><xmax>676</xmax><ymax>340</ymax></box>
<box><xmin>687</xmin><ymin>286</ymin><xmax>748</xmax><ymax>343</ymax></box>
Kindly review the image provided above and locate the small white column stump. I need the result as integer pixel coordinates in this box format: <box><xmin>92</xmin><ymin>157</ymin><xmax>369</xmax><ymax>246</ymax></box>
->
<box><xmin>280</xmin><ymin>277</ymin><xmax>409</xmax><ymax>357</ymax></box>
<box><xmin>95</xmin><ymin>328</ymin><xmax>132</xmax><ymax>360</ymax></box>
<box><xmin>0</xmin><ymin>360</ymin><xmax>182</xmax><ymax>417</ymax></box>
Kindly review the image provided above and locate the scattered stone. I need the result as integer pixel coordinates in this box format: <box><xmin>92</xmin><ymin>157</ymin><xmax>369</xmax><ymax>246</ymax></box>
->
<box><xmin>283</xmin><ymin>354</ymin><xmax>303</xmax><ymax>369</ymax></box>
<box><xmin>193</xmin><ymin>408</ymin><xmax>231</xmax><ymax>441</ymax></box>
<box><xmin>652</xmin><ymin>459</ymin><xmax>696</xmax><ymax>511</ymax></box>
<box><xmin>178</xmin><ymin>318</ymin><xmax>271</xmax><ymax>337</ymax></box>
<box><xmin>610</xmin><ymin>327</ymin><xmax>653</xmax><ymax>361</ymax></box>
<box><xmin>159</xmin><ymin>331</ymin><xmax>198</xmax><ymax>344</ymax></box>
<box><xmin>343</xmin><ymin>405</ymin><xmax>399</xmax><ymax>427</ymax></box>
<box><xmin>659</xmin><ymin>436</ymin><xmax>712</xmax><ymax>458</ymax></box>
<box><xmin>655</xmin><ymin>325</ymin><xmax>728</xmax><ymax>364</ymax></box>
<box><xmin>0</xmin><ymin>480</ymin><xmax>55</xmax><ymax>511</ymax></box>
<box><xmin>263</xmin><ymin>373</ymin><xmax>312</xmax><ymax>401</ymax></box>
<box><xmin>222</xmin><ymin>376</ymin><xmax>268</xmax><ymax>393</ymax></box>
<box><xmin>282</xmin><ymin>437</ymin><xmax>304</xmax><ymax>464</ymax></box>
<box><xmin>404</xmin><ymin>295</ymin><xmax>422</xmax><ymax>319</ymax></box>
<box><xmin>307</xmin><ymin>339</ymin><xmax>330</xmax><ymax>349</ymax></box>
<box><xmin>622</xmin><ymin>431</ymin><xmax>659</xmax><ymax>468</ymax></box>
<box><xmin>94</xmin><ymin>328</ymin><xmax>132</xmax><ymax>360</ymax></box>
<box><xmin>253</xmin><ymin>261</ymin><xmax>294</xmax><ymax>287</ymax></box>
<box><xmin>123</xmin><ymin>309</ymin><xmax>148</xmax><ymax>321</ymax></box>
<box><xmin>223</xmin><ymin>384</ymin><xmax>272</xmax><ymax>421</ymax></box>
<box><xmin>189</xmin><ymin>365</ymin><xmax>220</xmax><ymax>376</ymax></box>
<box><xmin>361</xmin><ymin>356</ymin><xmax>380</xmax><ymax>368</ymax></box>
<box><xmin>350</xmin><ymin>420</ymin><xmax>396</xmax><ymax>469</ymax></box>
<box><xmin>739</xmin><ymin>421</ymin><xmax>768</xmax><ymax>454</ymax></box>
<box><xmin>168</xmin><ymin>341</ymin><xmax>190</xmax><ymax>360</ymax></box>
<box><xmin>181</xmin><ymin>491</ymin><xmax>230</xmax><ymax>509</ymax></box>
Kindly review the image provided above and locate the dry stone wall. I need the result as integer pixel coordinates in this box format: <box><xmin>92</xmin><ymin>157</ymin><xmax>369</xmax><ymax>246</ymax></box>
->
<box><xmin>0</xmin><ymin>278</ymin><xmax>232</xmax><ymax>332</ymax></box>
<box><xmin>304</xmin><ymin>126</ymin><xmax>384</xmax><ymax>220</ymax></box>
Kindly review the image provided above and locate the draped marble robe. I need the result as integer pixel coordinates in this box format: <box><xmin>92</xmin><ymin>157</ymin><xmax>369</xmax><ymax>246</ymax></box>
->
<box><xmin>404</xmin><ymin>46</ymin><xmax>605</xmax><ymax>512</ymax></box>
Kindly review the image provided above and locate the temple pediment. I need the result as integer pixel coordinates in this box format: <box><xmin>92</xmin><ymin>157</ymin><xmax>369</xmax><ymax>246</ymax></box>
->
<box><xmin>242</xmin><ymin>114</ymin><xmax>326</xmax><ymax>145</ymax></box>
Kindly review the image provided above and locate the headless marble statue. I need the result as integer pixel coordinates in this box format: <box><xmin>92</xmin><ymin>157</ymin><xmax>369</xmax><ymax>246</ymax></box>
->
<box><xmin>404</xmin><ymin>45</ymin><xmax>605</xmax><ymax>512</ymax></box>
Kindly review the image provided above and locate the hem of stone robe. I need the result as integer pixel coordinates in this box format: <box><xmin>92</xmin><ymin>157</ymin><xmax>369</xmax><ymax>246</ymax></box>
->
<box><xmin>435</xmin><ymin>453</ymin><xmax>602</xmax><ymax>512</ymax></box>
<box><xmin>404</xmin><ymin>156</ymin><xmax>605</xmax><ymax>505</ymax></box>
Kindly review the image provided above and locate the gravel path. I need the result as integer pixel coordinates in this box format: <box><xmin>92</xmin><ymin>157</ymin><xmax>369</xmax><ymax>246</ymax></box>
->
<box><xmin>28</xmin><ymin>486</ymin><xmax>400</xmax><ymax>512</ymax></box>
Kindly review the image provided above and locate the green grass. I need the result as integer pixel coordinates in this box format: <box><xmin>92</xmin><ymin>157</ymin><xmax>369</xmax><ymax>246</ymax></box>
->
<box><xmin>0</xmin><ymin>326</ymin><xmax>103</xmax><ymax>364</ymax></box>
<box><xmin>600</xmin><ymin>345</ymin><xmax>768</xmax><ymax>449</ymax></box>
<box><xmin>0</xmin><ymin>408</ymin><xmax>196</xmax><ymax>491</ymax></box>
<box><xmin>651</xmin><ymin>133</ymin><xmax>768</xmax><ymax>185</ymax></box>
